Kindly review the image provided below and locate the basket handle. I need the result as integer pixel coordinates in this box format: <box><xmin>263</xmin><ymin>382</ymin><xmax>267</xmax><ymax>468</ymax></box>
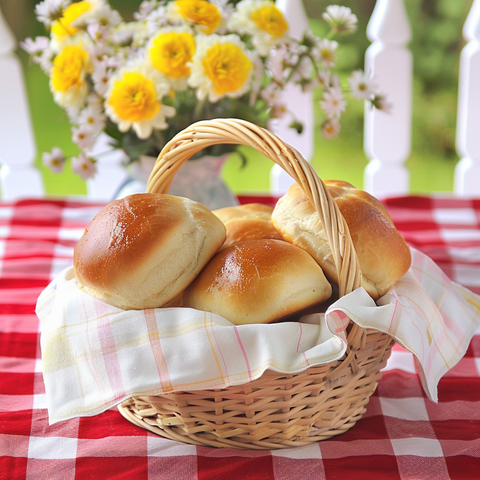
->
<box><xmin>146</xmin><ymin>118</ymin><xmax>362</xmax><ymax>298</ymax></box>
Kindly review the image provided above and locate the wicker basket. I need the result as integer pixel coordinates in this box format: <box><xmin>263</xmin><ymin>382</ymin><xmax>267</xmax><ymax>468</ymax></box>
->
<box><xmin>117</xmin><ymin>118</ymin><xmax>394</xmax><ymax>449</ymax></box>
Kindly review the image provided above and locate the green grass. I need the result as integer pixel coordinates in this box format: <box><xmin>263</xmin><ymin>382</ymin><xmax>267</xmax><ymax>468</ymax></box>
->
<box><xmin>22</xmin><ymin>51</ymin><xmax>457</xmax><ymax>198</ymax></box>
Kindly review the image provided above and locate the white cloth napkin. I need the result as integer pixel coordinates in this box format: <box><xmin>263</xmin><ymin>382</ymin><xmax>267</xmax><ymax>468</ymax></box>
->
<box><xmin>36</xmin><ymin>248</ymin><xmax>480</xmax><ymax>425</ymax></box>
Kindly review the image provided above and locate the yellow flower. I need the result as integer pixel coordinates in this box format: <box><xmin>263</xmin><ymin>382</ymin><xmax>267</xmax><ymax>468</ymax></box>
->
<box><xmin>51</xmin><ymin>45</ymin><xmax>89</xmax><ymax>92</ymax></box>
<box><xmin>108</xmin><ymin>72</ymin><xmax>160</xmax><ymax>122</ymax></box>
<box><xmin>251</xmin><ymin>4</ymin><xmax>288</xmax><ymax>37</ymax></box>
<box><xmin>106</xmin><ymin>64</ymin><xmax>175</xmax><ymax>139</ymax></box>
<box><xmin>203</xmin><ymin>44</ymin><xmax>252</xmax><ymax>95</ymax></box>
<box><xmin>228</xmin><ymin>0</ymin><xmax>289</xmax><ymax>56</ymax></box>
<box><xmin>149</xmin><ymin>30</ymin><xmax>196</xmax><ymax>79</ymax></box>
<box><xmin>51</xmin><ymin>1</ymin><xmax>92</xmax><ymax>39</ymax></box>
<box><xmin>172</xmin><ymin>0</ymin><xmax>221</xmax><ymax>34</ymax></box>
<box><xmin>50</xmin><ymin>45</ymin><xmax>90</xmax><ymax>109</ymax></box>
<box><xmin>189</xmin><ymin>34</ymin><xmax>253</xmax><ymax>102</ymax></box>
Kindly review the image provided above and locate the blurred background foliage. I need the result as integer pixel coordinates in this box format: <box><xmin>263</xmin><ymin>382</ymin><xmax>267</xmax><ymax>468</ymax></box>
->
<box><xmin>0</xmin><ymin>0</ymin><xmax>474</xmax><ymax>196</ymax></box>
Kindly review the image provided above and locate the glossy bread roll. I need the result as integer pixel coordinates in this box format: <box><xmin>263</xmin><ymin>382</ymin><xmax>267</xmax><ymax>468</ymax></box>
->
<box><xmin>272</xmin><ymin>181</ymin><xmax>411</xmax><ymax>299</ymax></box>
<box><xmin>183</xmin><ymin>239</ymin><xmax>332</xmax><ymax>325</ymax></box>
<box><xmin>213</xmin><ymin>203</ymin><xmax>283</xmax><ymax>249</ymax></box>
<box><xmin>74</xmin><ymin>193</ymin><xmax>226</xmax><ymax>310</ymax></box>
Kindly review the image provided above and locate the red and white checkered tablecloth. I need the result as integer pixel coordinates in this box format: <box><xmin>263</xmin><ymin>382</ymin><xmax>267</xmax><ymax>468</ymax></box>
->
<box><xmin>1</xmin><ymin>196</ymin><xmax>479</xmax><ymax>480</ymax></box>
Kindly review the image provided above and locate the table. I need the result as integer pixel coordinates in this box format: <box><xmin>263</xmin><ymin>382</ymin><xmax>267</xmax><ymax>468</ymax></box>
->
<box><xmin>0</xmin><ymin>195</ymin><xmax>479</xmax><ymax>479</ymax></box>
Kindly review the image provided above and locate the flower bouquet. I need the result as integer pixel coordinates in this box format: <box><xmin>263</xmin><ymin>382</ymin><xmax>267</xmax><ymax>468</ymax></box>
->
<box><xmin>22</xmin><ymin>0</ymin><xmax>388</xmax><ymax>180</ymax></box>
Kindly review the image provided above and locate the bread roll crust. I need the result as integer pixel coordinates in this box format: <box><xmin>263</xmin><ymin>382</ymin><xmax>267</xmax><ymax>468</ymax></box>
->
<box><xmin>271</xmin><ymin>181</ymin><xmax>411</xmax><ymax>299</ymax></box>
<box><xmin>74</xmin><ymin>193</ymin><xmax>226</xmax><ymax>310</ymax></box>
<box><xmin>213</xmin><ymin>203</ymin><xmax>282</xmax><ymax>249</ymax></box>
<box><xmin>184</xmin><ymin>239</ymin><xmax>332</xmax><ymax>325</ymax></box>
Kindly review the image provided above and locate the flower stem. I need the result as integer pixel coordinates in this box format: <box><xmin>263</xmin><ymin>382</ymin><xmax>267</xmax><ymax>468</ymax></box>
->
<box><xmin>193</xmin><ymin>96</ymin><xmax>207</xmax><ymax>120</ymax></box>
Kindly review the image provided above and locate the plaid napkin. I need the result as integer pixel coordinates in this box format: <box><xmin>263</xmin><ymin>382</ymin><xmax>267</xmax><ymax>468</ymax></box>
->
<box><xmin>36</xmin><ymin>248</ymin><xmax>480</xmax><ymax>425</ymax></box>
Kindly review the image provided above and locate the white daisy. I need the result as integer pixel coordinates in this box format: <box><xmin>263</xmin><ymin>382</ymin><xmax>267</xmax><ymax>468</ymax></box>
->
<box><xmin>321</xmin><ymin>117</ymin><xmax>341</xmax><ymax>138</ymax></box>
<box><xmin>34</xmin><ymin>0</ymin><xmax>70</xmax><ymax>27</ymax></box>
<box><xmin>271</xmin><ymin>102</ymin><xmax>288</xmax><ymax>119</ymax></box>
<box><xmin>228</xmin><ymin>0</ymin><xmax>289</xmax><ymax>57</ymax></box>
<box><xmin>20</xmin><ymin>37</ymin><xmax>55</xmax><ymax>74</ymax></box>
<box><xmin>110</xmin><ymin>24</ymin><xmax>136</xmax><ymax>47</ymax></box>
<box><xmin>72</xmin><ymin>125</ymin><xmax>96</xmax><ymax>150</ymax></box>
<box><xmin>42</xmin><ymin>147</ymin><xmax>66</xmax><ymax>173</ymax></box>
<box><xmin>348</xmin><ymin>70</ymin><xmax>379</xmax><ymax>101</ymax></box>
<box><xmin>88</xmin><ymin>43</ymin><xmax>116</xmax><ymax>67</ymax></box>
<box><xmin>85</xmin><ymin>93</ymin><xmax>104</xmax><ymax>112</ymax></box>
<box><xmin>91</xmin><ymin>61</ymin><xmax>112</xmax><ymax>95</ymax></box>
<box><xmin>188</xmin><ymin>34</ymin><xmax>253</xmax><ymax>103</ymax></box>
<box><xmin>105</xmin><ymin>62</ymin><xmax>175</xmax><ymax>140</ymax></box>
<box><xmin>314</xmin><ymin>39</ymin><xmax>338</xmax><ymax>68</ymax></box>
<box><xmin>320</xmin><ymin>86</ymin><xmax>346</xmax><ymax>119</ymax></box>
<box><xmin>260</xmin><ymin>83</ymin><xmax>286</xmax><ymax>118</ymax></box>
<box><xmin>145</xmin><ymin>5</ymin><xmax>170</xmax><ymax>34</ymax></box>
<box><xmin>250</xmin><ymin>53</ymin><xmax>264</xmax><ymax>97</ymax></box>
<box><xmin>267</xmin><ymin>45</ymin><xmax>287</xmax><ymax>84</ymax></box>
<box><xmin>260</xmin><ymin>82</ymin><xmax>282</xmax><ymax>105</ymax></box>
<box><xmin>40</xmin><ymin>51</ymin><xmax>57</xmax><ymax>75</ymax></box>
<box><xmin>86</xmin><ymin>23</ymin><xmax>111</xmax><ymax>44</ymax></box>
<box><xmin>82</xmin><ymin>4</ymin><xmax>122</xmax><ymax>28</ymax></box>
<box><xmin>134</xmin><ymin>1</ymin><xmax>159</xmax><ymax>21</ymax></box>
<box><xmin>20</xmin><ymin>36</ymin><xmax>49</xmax><ymax>58</ymax></box>
<box><xmin>211</xmin><ymin>0</ymin><xmax>235</xmax><ymax>25</ymax></box>
<box><xmin>289</xmin><ymin>56</ymin><xmax>313</xmax><ymax>83</ymax></box>
<box><xmin>77</xmin><ymin>103</ymin><xmax>106</xmax><ymax>133</ymax></box>
<box><xmin>65</xmin><ymin>1</ymin><xmax>118</xmax><ymax>31</ymax></box>
<box><xmin>317</xmin><ymin>69</ymin><xmax>331</xmax><ymax>89</ymax></box>
<box><xmin>322</xmin><ymin>5</ymin><xmax>358</xmax><ymax>34</ymax></box>
<box><xmin>132</xmin><ymin>23</ymin><xmax>152</xmax><ymax>49</ymax></box>
<box><xmin>371</xmin><ymin>94</ymin><xmax>393</xmax><ymax>114</ymax></box>
<box><xmin>71</xmin><ymin>153</ymin><xmax>97</xmax><ymax>180</ymax></box>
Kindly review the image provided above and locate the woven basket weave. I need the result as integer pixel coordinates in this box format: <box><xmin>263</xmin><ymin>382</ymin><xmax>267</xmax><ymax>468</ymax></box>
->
<box><xmin>117</xmin><ymin>118</ymin><xmax>394</xmax><ymax>449</ymax></box>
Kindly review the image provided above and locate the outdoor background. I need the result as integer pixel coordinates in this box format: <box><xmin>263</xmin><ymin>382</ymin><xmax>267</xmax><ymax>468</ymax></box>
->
<box><xmin>0</xmin><ymin>0</ymin><xmax>474</xmax><ymax>197</ymax></box>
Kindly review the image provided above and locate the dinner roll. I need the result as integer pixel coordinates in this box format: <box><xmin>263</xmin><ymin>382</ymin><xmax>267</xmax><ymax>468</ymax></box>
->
<box><xmin>183</xmin><ymin>239</ymin><xmax>332</xmax><ymax>325</ymax></box>
<box><xmin>271</xmin><ymin>181</ymin><xmax>411</xmax><ymax>299</ymax></box>
<box><xmin>213</xmin><ymin>203</ymin><xmax>282</xmax><ymax>249</ymax></box>
<box><xmin>73</xmin><ymin>193</ymin><xmax>226</xmax><ymax>310</ymax></box>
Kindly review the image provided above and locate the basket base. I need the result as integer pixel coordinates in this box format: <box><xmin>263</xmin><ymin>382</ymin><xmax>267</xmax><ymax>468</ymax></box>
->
<box><xmin>117</xmin><ymin>400</ymin><xmax>363</xmax><ymax>449</ymax></box>
<box><xmin>117</xmin><ymin>330</ymin><xmax>394</xmax><ymax>450</ymax></box>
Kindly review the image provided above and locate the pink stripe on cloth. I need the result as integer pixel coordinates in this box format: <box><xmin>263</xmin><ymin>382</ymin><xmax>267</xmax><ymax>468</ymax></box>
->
<box><xmin>94</xmin><ymin>301</ymin><xmax>126</xmax><ymax>403</ymax></box>
<box><xmin>144</xmin><ymin>309</ymin><xmax>173</xmax><ymax>393</ymax></box>
<box><xmin>296</xmin><ymin>323</ymin><xmax>303</xmax><ymax>353</ymax></box>
<box><xmin>233</xmin><ymin>326</ymin><xmax>252</xmax><ymax>382</ymax></box>
<box><xmin>296</xmin><ymin>323</ymin><xmax>311</xmax><ymax>366</ymax></box>
<box><xmin>205</xmin><ymin>312</ymin><xmax>229</xmax><ymax>385</ymax></box>
<box><xmin>387</xmin><ymin>292</ymin><xmax>400</xmax><ymax>335</ymax></box>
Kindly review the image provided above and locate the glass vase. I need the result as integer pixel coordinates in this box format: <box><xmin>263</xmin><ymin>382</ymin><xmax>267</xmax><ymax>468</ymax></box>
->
<box><xmin>115</xmin><ymin>154</ymin><xmax>239</xmax><ymax>210</ymax></box>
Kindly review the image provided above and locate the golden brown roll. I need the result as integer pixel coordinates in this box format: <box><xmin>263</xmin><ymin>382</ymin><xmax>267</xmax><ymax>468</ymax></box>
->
<box><xmin>213</xmin><ymin>203</ymin><xmax>283</xmax><ymax>249</ymax></box>
<box><xmin>271</xmin><ymin>181</ymin><xmax>411</xmax><ymax>299</ymax></box>
<box><xmin>183</xmin><ymin>239</ymin><xmax>332</xmax><ymax>325</ymax></box>
<box><xmin>73</xmin><ymin>193</ymin><xmax>226</xmax><ymax>310</ymax></box>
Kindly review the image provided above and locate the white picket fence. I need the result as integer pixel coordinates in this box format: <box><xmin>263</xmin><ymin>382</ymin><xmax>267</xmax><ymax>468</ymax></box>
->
<box><xmin>0</xmin><ymin>0</ymin><xmax>479</xmax><ymax>200</ymax></box>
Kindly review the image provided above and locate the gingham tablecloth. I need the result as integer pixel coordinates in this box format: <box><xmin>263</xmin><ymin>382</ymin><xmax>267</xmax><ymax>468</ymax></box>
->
<box><xmin>1</xmin><ymin>196</ymin><xmax>480</xmax><ymax>479</ymax></box>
